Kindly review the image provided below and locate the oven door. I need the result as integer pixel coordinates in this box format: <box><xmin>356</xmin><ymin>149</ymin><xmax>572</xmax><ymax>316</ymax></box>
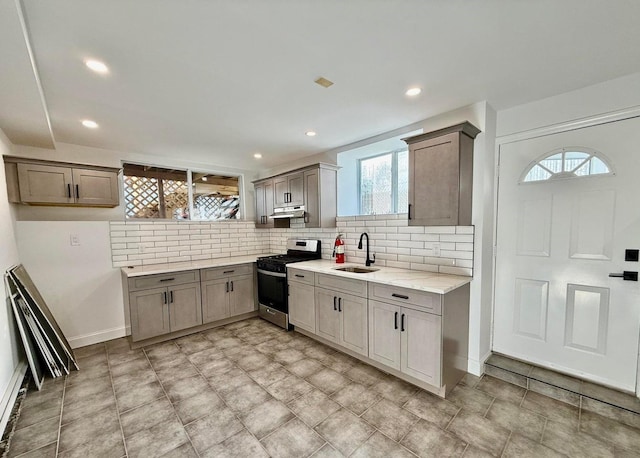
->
<box><xmin>257</xmin><ymin>269</ymin><xmax>288</xmax><ymax>313</ymax></box>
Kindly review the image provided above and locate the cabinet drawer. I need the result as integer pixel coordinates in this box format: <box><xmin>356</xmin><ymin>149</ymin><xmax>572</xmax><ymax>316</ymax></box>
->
<box><xmin>316</xmin><ymin>273</ymin><xmax>367</xmax><ymax>297</ymax></box>
<box><xmin>128</xmin><ymin>270</ymin><xmax>200</xmax><ymax>292</ymax></box>
<box><xmin>202</xmin><ymin>263</ymin><xmax>253</xmax><ymax>281</ymax></box>
<box><xmin>368</xmin><ymin>283</ymin><xmax>442</xmax><ymax>315</ymax></box>
<box><xmin>288</xmin><ymin>268</ymin><xmax>314</xmax><ymax>286</ymax></box>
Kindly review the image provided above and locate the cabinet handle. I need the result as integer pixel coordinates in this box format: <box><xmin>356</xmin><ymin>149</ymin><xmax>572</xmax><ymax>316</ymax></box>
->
<box><xmin>160</xmin><ymin>278</ymin><xmax>175</xmax><ymax>282</ymax></box>
<box><xmin>295</xmin><ymin>274</ymin><xmax>305</xmax><ymax>278</ymax></box>
<box><xmin>226</xmin><ymin>281</ymin><xmax>229</xmax><ymax>293</ymax></box>
<box><xmin>408</xmin><ymin>203</ymin><xmax>412</xmax><ymax>220</ymax></box>
<box><xmin>230</xmin><ymin>281</ymin><xmax>234</xmax><ymax>292</ymax></box>
<box><xmin>333</xmin><ymin>296</ymin><xmax>337</xmax><ymax>311</ymax></box>
<box><xmin>163</xmin><ymin>291</ymin><xmax>167</xmax><ymax>304</ymax></box>
<box><xmin>392</xmin><ymin>293</ymin><xmax>409</xmax><ymax>300</ymax></box>
<box><xmin>75</xmin><ymin>184</ymin><xmax>80</xmax><ymax>199</ymax></box>
<box><xmin>394</xmin><ymin>311</ymin><xmax>398</xmax><ymax>330</ymax></box>
<box><xmin>169</xmin><ymin>290</ymin><xmax>173</xmax><ymax>303</ymax></box>
<box><xmin>223</xmin><ymin>270</ymin><xmax>235</xmax><ymax>274</ymax></box>
<box><xmin>338</xmin><ymin>297</ymin><xmax>342</xmax><ymax>312</ymax></box>
<box><xmin>67</xmin><ymin>184</ymin><xmax>72</xmax><ymax>198</ymax></box>
<box><xmin>401</xmin><ymin>314</ymin><xmax>405</xmax><ymax>332</ymax></box>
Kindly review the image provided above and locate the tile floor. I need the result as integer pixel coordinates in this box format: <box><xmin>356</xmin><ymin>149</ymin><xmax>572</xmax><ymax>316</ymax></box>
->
<box><xmin>4</xmin><ymin>317</ymin><xmax>640</xmax><ymax>457</ymax></box>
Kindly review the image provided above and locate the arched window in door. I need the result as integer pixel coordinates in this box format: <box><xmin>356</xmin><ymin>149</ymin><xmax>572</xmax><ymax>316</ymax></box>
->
<box><xmin>520</xmin><ymin>147</ymin><xmax>613</xmax><ymax>183</ymax></box>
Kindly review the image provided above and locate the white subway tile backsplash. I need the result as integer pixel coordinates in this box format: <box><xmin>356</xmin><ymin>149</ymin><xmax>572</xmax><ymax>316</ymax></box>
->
<box><xmin>439</xmin><ymin>266</ymin><xmax>473</xmax><ymax>276</ymax></box>
<box><xmin>440</xmin><ymin>234</ymin><xmax>474</xmax><ymax>243</ymax></box>
<box><xmin>424</xmin><ymin>226</ymin><xmax>456</xmax><ymax>234</ymax></box>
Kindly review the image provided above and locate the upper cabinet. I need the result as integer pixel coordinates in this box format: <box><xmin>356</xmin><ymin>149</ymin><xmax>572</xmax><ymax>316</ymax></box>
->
<box><xmin>274</xmin><ymin>171</ymin><xmax>304</xmax><ymax>207</ymax></box>
<box><xmin>253</xmin><ymin>163</ymin><xmax>338</xmax><ymax>229</ymax></box>
<box><xmin>4</xmin><ymin>156</ymin><xmax>120</xmax><ymax>207</ymax></box>
<box><xmin>403</xmin><ymin>122</ymin><xmax>480</xmax><ymax>226</ymax></box>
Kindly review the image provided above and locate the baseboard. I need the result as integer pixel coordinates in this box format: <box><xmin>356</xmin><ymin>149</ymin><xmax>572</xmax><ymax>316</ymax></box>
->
<box><xmin>0</xmin><ymin>361</ymin><xmax>27</xmax><ymax>437</ymax></box>
<box><xmin>467</xmin><ymin>349</ymin><xmax>492</xmax><ymax>376</ymax></box>
<box><xmin>68</xmin><ymin>326</ymin><xmax>127</xmax><ymax>349</ymax></box>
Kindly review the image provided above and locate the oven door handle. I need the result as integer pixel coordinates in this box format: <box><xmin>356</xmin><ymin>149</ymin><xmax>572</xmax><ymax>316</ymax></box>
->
<box><xmin>257</xmin><ymin>268</ymin><xmax>287</xmax><ymax>278</ymax></box>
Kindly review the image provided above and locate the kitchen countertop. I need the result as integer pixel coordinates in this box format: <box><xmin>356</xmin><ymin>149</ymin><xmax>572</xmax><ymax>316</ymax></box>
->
<box><xmin>288</xmin><ymin>259</ymin><xmax>471</xmax><ymax>294</ymax></box>
<box><xmin>121</xmin><ymin>254</ymin><xmax>275</xmax><ymax>277</ymax></box>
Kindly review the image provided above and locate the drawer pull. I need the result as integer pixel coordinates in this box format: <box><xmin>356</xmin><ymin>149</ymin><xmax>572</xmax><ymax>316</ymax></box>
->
<box><xmin>230</xmin><ymin>281</ymin><xmax>234</xmax><ymax>292</ymax></box>
<box><xmin>338</xmin><ymin>297</ymin><xmax>342</xmax><ymax>312</ymax></box>
<box><xmin>392</xmin><ymin>293</ymin><xmax>409</xmax><ymax>300</ymax></box>
<box><xmin>333</xmin><ymin>296</ymin><xmax>337</xmax><ymax>311</ymax></box>
<box><xmin>163</xmin><ymin>291</ymin><xmax>168</xmax><ymax>304</ymax></box>
<box><xmin>401</xmin><ymin>313</ymin><xmax>405</xmax><ymax>332</ymax></box>
<box><xmin>394</xmin><ymin>311</ymin><xmax>398</xmax><ymax>329</ymax></box>
<box><xmin>169</xmin><ymin>290</ymin><xmax>173</xmax><ymax>303</ymax></box>
<box><xmin>160</xmin><ymin>278</ymin><xmax>175</xmax><ymax>282</ymax></box>
<box><xmin>295</xmin><ymin>274</ymin><xmax>305</xmax><ymax>278</ymax></box>
<box><xmin>223</xmin><ymin>270</ymin><xmax>235</xmax><ymax>274</ymax></box>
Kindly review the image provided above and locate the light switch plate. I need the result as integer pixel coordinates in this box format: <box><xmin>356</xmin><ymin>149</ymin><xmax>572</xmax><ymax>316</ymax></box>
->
<box><xmin>70</xmin><ymin>234</ymin><xmax>80</xmax><ymax>246</ymax></box>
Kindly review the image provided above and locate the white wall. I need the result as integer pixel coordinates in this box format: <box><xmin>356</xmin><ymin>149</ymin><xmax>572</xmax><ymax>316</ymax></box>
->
<box><xmin>0</xmin><ymin>129</ymin><xmax>23</xmax><ymax>428</ymax></box>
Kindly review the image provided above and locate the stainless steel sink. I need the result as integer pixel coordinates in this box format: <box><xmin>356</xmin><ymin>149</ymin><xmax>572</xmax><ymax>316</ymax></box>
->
<box><xmin>333</xmin><ymin>266</ymin><xmax>379</xmax><ymax>273</ymax></box>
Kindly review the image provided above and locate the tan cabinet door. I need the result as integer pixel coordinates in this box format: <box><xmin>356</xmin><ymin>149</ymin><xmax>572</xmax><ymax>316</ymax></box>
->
<box><xmin>129</xmin><ymin>287</ymin><xmax>170</xmax><ymax>341</ymax></box>
<box><xmin>368</xmin><ymin>300</ymin><xmax>401</xmax><ymax>369</ymax></box>
<box><xmin>273</xmin><ymin>176</ymin><xmax>288</xmax><ymax>207</ymax></box>
<box><xmin>315</xmin><ymin>288</ymin><xmax>340</xmax><ymax>343</ymax></box>
<box><xmin>72</xmin><ymin>168</ymin><xmax>119</xmax><ymax>206</ymax></box>
<box><xmin>229</xmin><ymin>274</ymin><xmax>255</xmax><ymax>316</ymax></box>
<box><xmin>400</xmin><ymin>307</ymin><xmax>441</xmax><ymax>385</ymax></box>
<box><xmin>201</xmin><ymin>278</ymin><xmax>230</xmax><ymax>324</ymax></box>
<box><xmin>287</xmin><ymin>172</ymin><xmax>304</xmax><ymax>206</ymax></box>
<box><xmin>289</xmin><ymin>281</ymin><xmax>316</xmax><ymax>332</ymax></box>
<box><xmin>168</xmin><ymin>282</ymin><xmax>202</xmax><ymax>332</ymax></box>
<box><xmin>338</xmin><ymin>293</ymin><xmax>368</xmax><ymax>357</ymax></box>
<box><xmin>17</xmin><ymin>163</ymin><xmax>74</xmax><ymax>204</ymax></box>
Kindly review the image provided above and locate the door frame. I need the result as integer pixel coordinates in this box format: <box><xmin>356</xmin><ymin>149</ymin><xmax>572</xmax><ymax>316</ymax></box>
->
<box><xmin>491</xmin><ymin>105</ymin><xmax>640</xmax><ymax>396</ymax></box>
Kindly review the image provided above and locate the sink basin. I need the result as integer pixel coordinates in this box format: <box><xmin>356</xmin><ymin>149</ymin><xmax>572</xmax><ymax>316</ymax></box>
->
<box><xmin>334</xmin><ymin>266</ymin><xmax>379</xmax><ymax>273</ymax></box>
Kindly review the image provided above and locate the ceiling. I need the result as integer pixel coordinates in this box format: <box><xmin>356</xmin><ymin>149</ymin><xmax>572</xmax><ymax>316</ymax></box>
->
<box><xmin>1</xmin><ymin>0</ymin><xmax>640</xmax><ymax>171</ymax></box>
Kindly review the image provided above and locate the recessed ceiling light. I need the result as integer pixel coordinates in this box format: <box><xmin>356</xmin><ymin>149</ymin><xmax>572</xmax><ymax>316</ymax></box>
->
<box><xmin>202</xmin><ymin>176</ymin><xmax>208</xmax><ymax>181</ymax></box>
<box><xmin>405</xmin><ymin>87</ymin><xmax>422</xmax><ymax>96</ymax></box>
<box><xmin>253</xmin><ymin>153</ymin><xmax>262</xmax><ymax>159</ymax></box>
<box><xmin>85</xmin><ymin>59</ymin><xmax>109</xmax><ymax>74</ymax></box>
<box><xmin>81</xmin><ymin>119</ymin><xmax>98</xmax><ymax>129</ymax></box>
<box><xmin>305</xmin><ymin>131</ymin><xmax>317</xmax><ymax>137</ymax></box>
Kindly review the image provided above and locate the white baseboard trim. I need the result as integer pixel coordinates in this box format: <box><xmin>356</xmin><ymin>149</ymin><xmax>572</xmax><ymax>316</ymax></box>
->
<box><xmin>467</xmin><ymin>350</ymin><xmax>492</xmax><ymax>376</ymax></box>
<box><xmin>68</xmin><ymin>326</ymin><xmax>127</xmax><ymax>349</ymax></box>
<box><xmin>0</xmin><ymin>361</ymin><xmax>27</xmax><ymax>436</ymax></box>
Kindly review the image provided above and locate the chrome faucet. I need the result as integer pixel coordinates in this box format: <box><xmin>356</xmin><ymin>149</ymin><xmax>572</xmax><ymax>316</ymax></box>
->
<box><xmin>358</xmin><ymin>232</ymin><xmax>376</xmax><ymax>267</ymax></box>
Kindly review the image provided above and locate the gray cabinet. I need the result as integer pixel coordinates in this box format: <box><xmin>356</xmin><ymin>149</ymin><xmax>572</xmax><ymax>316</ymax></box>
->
<box><xmin>274</xmin><ymin>171</ymin><xmax>304</xmax><ymax>207</ymax></box>
<box><xmin>315</xmin><ymin>274</ymin><xmax>368</xmax><ymax>357</ymax></box>
<box><xmin>304</xmin><ymin>165</ymin><xmax>337</xmax><ymax>228</ymax></box>
<box><xmin>128</xmin><ymin>270</ymin><xmax>202</xmax><ymax>342</ymax></box>
<box><xmin>201</xmin><ymin>263</ymin><xmax>255</xmax><ymax>323</ymax></box>
<box><xmin>254</xmin><ymin>179</ymin><xmax>274</xmax><ymax>227</ymax></box>
<box><xmin>288</xmin><ymin>268</ymin><xmax>316</xmax><ymax>333</ymax></box>
<box><xmin>403</xmin><ymin>122</ymin><xmax>480</xmax><ymax>226</ymax></box>
<box><xmin>4</xmin><ymin>156</ymin><xmax>120</xmax><ymax>207</ymax></box>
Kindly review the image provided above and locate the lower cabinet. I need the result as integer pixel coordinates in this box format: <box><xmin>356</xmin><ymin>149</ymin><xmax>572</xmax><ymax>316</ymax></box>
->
<box><xmin>315</xmin><ymin>287</ymin><xmax>368</xmax><ymax>357</ymax></box>
<box><xmin>202</xmin><ymin>274</ymin><xmax>254</xmax><ymax>324</ymax></box>
<box><xmin>130</xmin><ymin>281</ymin><xmax>202</xmax><ymax>341</ymax></box>
<box><xmin>289</xmin><ymin>281</ymin><xmax>316</xmax><ymax>332</ymax></box>
<box><xmin>369</xmin><ymin>299</ymin><xmax>442</xmax><ymax>386</ymax></box>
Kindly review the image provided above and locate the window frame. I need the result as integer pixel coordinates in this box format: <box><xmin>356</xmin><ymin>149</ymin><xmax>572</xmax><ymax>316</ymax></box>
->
<box><xmin>357</xmin><ymin>148</ymin><xmax>407</xmax><ymax>215</ymax></box>
<box><xmin>519</xmin><ymin>147</ymin><xmax>615</xmax><ymax>184</ymax></box>
<box><xmin>122</xmin><ymin>161</ymin><xmax>245</xmax><ymax>221</ymax></box>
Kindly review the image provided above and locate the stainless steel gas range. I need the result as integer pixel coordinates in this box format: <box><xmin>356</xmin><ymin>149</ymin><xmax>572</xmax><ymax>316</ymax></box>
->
<box><xmin>256</xmin><ymin>239</ymin><xmax>321</xmax><ymax>329</ymax></box>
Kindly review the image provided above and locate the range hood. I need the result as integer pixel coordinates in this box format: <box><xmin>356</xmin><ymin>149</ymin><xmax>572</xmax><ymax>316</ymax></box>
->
<box><xmin>270</xmin><ymin>205</ymin><xmax>306</xmax><ymax>219</ymax></box>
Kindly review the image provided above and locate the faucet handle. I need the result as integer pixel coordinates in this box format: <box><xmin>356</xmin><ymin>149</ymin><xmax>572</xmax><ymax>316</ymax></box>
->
<box><xmin>371</xmin><ymin>253</ymin><xmax>376</xmax><ymax>264</ymax></box>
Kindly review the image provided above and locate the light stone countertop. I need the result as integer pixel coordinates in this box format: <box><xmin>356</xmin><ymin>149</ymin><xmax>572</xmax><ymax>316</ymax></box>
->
<box><xmin>288</xmin><ymin>259</ymin><xmax>472</xmax><ymax>294</ymax></box>
<box><xmin>121</xmin><ymin>254</ymin><xmax>276</xmax><ymax>277</ymax></box>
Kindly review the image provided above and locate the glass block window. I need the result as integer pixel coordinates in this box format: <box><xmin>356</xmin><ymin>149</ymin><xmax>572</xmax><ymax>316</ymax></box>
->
<box><xmin>521</xmin><ymin>148</ymin><xmax>613</xmax><ymax>183</ymax></box>
<box><xmin>359</xmin><ymin>149</ymin><xmax>408</xmax><ymax>215</ymax></box>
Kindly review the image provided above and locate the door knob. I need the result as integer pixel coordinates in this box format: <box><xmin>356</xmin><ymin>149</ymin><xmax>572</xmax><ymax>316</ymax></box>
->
<box><xmin>609</xmin><ymin>271</ymin><xmax>638</xmax><ymax>281</ymax></box>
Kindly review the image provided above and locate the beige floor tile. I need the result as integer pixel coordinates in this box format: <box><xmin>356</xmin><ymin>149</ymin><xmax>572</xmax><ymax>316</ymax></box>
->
<box><xmin>201</xmin><ymin>429</ymin><xmax>269</xmax><ymax>458</ymax></box>
<box><xmin>331</xmin><ymin>382</ymin><xmax>381</xmax><ymax>415</ymax></box>
<box><xmin>446</xmin><ymin>410</ymin><xmax>510</xmax><ymax>456</ymax></box>
<box><xmin>351</xmin><ymin>431</ymin><xmax>415</xmax><ymax>458</ymax></box>
<box><xmin>485</xmin><ymin>398</ymin><xmax>546</xmax><ymax>442</ymax></box>
<box><xmin>261</xmin><ymin>418</ymin><xmax>326</xmax><ymax>458</ymax></box>
<box><xmin>287</xmin><ymin>389</ymin><xmax>341</xmax><ymax>427</ymax></box>
<box><xmin>403</xmin><ymin>390</ymin><xmax>459</xmax><ymax>429</ymax></box>
<box><xmin>314</xmin><ymin>409</ymin><xmax>375</xmax><ymax>456</ymax></box>
<box><xmin>401</xmin><ymin>419</ymin><xmax>467</xmax><ymax>458</ymax></box>
<box><xmin>362</xmin><ymin>398</ymin><xmax>419</xmax><ymax>442</ymax></box>
<box><xmin>240</xmin><ymin>398</ymin><xmax>295</xmax><ymax>439</ymax></box>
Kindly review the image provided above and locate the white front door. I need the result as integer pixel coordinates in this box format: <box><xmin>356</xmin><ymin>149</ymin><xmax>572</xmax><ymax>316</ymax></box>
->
<box><xmin>494</xmin><ymin>117</ymin><xmax>640</xmax><ymax>392</ymax></box>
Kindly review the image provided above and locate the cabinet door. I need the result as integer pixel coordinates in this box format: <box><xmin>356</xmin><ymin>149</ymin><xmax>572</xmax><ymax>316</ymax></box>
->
<box><xmin>287</xmin><ymin>172</ymin><xmax>304</xmax><ymax>206</ymax></box>
<box><xmin>129</xmin><ymin>287</ymin><xmax>170</xmax><ymax>341</ymax></box>
<box><xmin>229</xmin><ymin>274</ymin><xmax>255</xmax><ymax>316</ymax></box>
<box><xmin>315</xmin><ymin>288</ymin><xmax>340</xmax><ymax>343</ymax></box>
<box><xmin>254</xmin><ymin>181</ymin><xmax>274</xmax><ymax>227</ymax></box>
<box><xmin>202</xmin><ymin>278</ymin><xmax>230</xmax><ymax>323</ymax></box>
<box><xmin>264</xmin><ymin>181</ymin><xmax>274</xmax><ymax>226</ymax></box>
<box><xmin>169</xmin><ymin>282</ymin><xmax>202</xmax><ymax>332</ymax></box>
<box><xmin>72</xmin><ymin>168</ymin><xmax>119</xmax><ymax>206</ymax></box>
<box><xmin>273</xmin><ymin>176</ymin><xmax>288</xmax><ymax>207</ymax></box>
<box><xmin>400</xmin><ymin>307</ymin><xmax>442</xmax><ymax>385</ymax></box>
<box><xmin>368</xmin><ymin>300</ymin><xmax>401</xmax><ymax>369</ymax></box>
<box><xmin>303</xmin><ymin>169</ymin><xmax>319</xmax><ymax>228</ymax></box>
<box><xmin>409</xmin><ymin>132</ymin><xmax>459</xmax><ymax>226</ymax></box>
<box><xmin>17</xmin><ymin>163</ymin><xmax>74</xmax><ymax>204</ymax></box>
<box><xmin>289</xmin><ymin>281</ymin><xmax>316</xmax><ymax>332</ymax></box>
<box><xmin>339</xmin><ymin>293</ymin><xmax>368</xmax><ymax>357</ymax></box>
<box><xmin>255</xmin><ymin>182</ymin><xmax>266</xmax><ymax>225</ymax></box>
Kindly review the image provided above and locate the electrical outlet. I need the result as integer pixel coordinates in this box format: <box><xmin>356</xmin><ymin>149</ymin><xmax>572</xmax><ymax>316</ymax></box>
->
<box><xmin>433</xmin><ymin>243</ymin><xmax>441</xmax><ymax>257</ymax></box>
<box><xmin>70</xmin><ymin>234</ymin><xmax>80</xmax><ymax>246</ymax></box>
